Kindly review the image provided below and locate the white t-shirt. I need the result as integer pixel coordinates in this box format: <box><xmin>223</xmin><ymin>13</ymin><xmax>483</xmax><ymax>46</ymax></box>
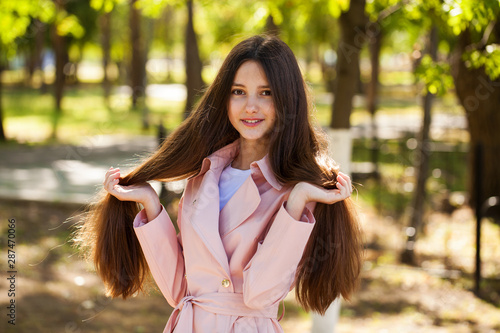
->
<box><xmin>218</xmin><ymin>164</ymin><xmax>252</xmax><ymax>211</ymax></box>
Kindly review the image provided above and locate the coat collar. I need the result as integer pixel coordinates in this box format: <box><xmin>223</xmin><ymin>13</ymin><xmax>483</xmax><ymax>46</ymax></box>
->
<box><xmin>190</xmin><ymin>139</ymin><xmax>283</xmax><ymax>191</ymax></box>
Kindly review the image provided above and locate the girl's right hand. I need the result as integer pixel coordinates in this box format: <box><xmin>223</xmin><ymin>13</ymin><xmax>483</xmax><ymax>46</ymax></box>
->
<box><xmin>103</xmin><ymin>167</ymin><xmax>161</xmax><ymax>222</ymax></box>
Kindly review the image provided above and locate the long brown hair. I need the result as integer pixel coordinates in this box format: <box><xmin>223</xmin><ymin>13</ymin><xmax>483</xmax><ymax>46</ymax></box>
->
<box><xmin>75</xmin><ymin>35</ymin><xmax>362</xmax><ymax>314</ymax></box>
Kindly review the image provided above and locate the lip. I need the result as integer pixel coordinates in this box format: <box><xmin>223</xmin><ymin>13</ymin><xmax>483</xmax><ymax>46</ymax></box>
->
<box><xmin>241</xmin><ymin>119</ymin><xmax>264</xmax><ymax>127</ymax></box>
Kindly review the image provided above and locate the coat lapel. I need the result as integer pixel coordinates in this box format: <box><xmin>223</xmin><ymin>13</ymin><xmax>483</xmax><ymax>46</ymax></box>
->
<box><xmin>184</xmin><ymin>140</ymin><xmax>240</xmax><ymax>275</ymax></box>
<box><xmin>188</xmin><ymin>168</ymin><xmax>231</xmax><ymax>275</ymax></box>
<box><xmin>218</xmin><ymin>175</ymin><xmax>261</xmax><ymax>237</ymax></box>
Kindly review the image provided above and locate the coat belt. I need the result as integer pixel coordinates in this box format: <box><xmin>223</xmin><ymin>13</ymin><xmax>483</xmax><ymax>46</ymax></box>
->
<box><xmin>164</xmin><ymin>292</ymin><xmax>279</xmax><ymax>333</ymax></box>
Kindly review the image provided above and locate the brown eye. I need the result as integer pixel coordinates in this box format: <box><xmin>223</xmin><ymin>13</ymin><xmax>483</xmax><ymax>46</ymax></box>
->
<box><xmin>262</xmin><ymin>90</ymin><xmax>272</xmax><ymax>96</ymax></box>
<box><xmin>232</xmin><ymin>89</ymin><xmax>245</xmax><ymax>95</ymax></box>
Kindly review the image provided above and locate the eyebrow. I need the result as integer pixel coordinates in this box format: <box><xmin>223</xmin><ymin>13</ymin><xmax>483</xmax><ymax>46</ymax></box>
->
<box><xmin>232</xmin><ymin>83</ymin><xmax>270</xmax><ymax>89</ymax></box>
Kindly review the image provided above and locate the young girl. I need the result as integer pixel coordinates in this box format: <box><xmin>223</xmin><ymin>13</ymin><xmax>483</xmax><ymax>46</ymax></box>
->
<box><xmin>77</xmin><ymin>35</ymin><xmax>362</xmax><ymax>332</ymax></box>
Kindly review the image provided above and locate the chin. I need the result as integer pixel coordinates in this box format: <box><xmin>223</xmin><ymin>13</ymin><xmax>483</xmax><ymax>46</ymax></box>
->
<box><xmin>240</xmin><ymin>134</ymin><xmax>271</xmax><ymax>143</ymax></box>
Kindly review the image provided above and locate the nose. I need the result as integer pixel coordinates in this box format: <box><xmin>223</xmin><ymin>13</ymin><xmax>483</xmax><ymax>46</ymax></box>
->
<box><xmin>245</xmin><ymin>95</ymin><xmax>258</xmax><ymax>113</ymax></box>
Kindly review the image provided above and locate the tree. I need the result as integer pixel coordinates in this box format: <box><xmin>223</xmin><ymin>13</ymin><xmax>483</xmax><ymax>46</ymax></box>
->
<box><xmin>101</xmin><ymin>10</ymin><xmax>112</xmax><ymax>106</ymax></box>
<box><xmin>91</xmin><ymin>0</ymin><xmax>125</xmax><ymax>106</ymax></box>
<box><xmin>401</xmin><ymin>25</ymin><xmax>440</xmax><ymax>265</ymax></box>
<box><xmin>183</xmin><ymin>0</ymin><xmax>204</xmax><ymax>117</ymax></box>
<box><xmin>23</xmin><ymin>19</ymin><xmax>45</xmax><ymax>86</ymax></box>
<box><xmin>365</xmin><ymin>0</ymin><xmax>407</xmax><ymax>181</ymax></box>
<box><xmin>0</xmin><ymin>0</ymin><xmax>55</xmax><ymax>142</ymax></box>
<box><xmin>397</xmin><ymin>0</ymin><xmax>500</xmax><ymax>264</ymax></box>
<box><xmin>447</xmin><ymin>1</ymin><xmax>500</xmax><ymax>207</ymax></box>
<box><xmin>0</xmin><ymin>42</ymin><xmax>5</xmax><ymax>141</ymax></box>
<box><xmin>52</xmin><ymin>0</ymin><xmax>66</xmax><ymax>114</ymax></box>
<box><xmin>130</xmin><ymin>0</ymin><xmax>145</xmax><ymax>109</ymax></box>
<box><xmin>327</xmin><ymin>0</ymin><xmax>367</xmax><ymax>175</ymax></box>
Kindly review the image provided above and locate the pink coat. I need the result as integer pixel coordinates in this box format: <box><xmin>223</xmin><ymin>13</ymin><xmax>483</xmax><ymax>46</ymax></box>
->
<box><xmin>133</xmin><ymin>140</ymin><xmax>316</xmax><ymax>332</ymax></box>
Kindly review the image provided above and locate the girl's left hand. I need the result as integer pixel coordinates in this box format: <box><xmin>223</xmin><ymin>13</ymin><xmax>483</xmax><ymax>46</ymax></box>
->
<box><xmin>292</xmin><ymin>172</ymin><xmax>353</xmax><ymax>205</ymax></box>
<box><xmin>286</xmin><ymin>172</ymin><xmax>353</xmax><ymax>221</ymax></box>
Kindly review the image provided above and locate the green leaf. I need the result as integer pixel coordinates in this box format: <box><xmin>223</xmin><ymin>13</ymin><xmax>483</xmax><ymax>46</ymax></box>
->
<box><xmin>415</xmin><ymin>55</ymin><xmax>453</xmax><ymax>96</ymax></box>
<box><xmin>57</xmin><ymin>14</ymin><xmax>85</xmax><ymax>38</ymax></box>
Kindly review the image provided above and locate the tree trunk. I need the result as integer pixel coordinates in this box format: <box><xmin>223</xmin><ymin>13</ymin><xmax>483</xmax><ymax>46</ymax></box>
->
<box><xmin>451</xmin><ymin>29</ymin><xmax>500</xmax><ymax>209</ymax></box>
<box><xmin>130</xmin><ymin>0</ymin><xmax>144</xmax><ymax>109</ymax></box>
<box><xmin>52</xmin><ymin>18</ymin><xmax>65</xmax><ymax>110</ymax></box>
<box><xmin>34</xmin><ymin>20</ymin><xmax>45</xmax><ymax>88</ymax></box>
<box><xmin>51</xmin><ymin>0</ymin><xmax>66</xmax><ymax>139</ymax></box>
<box><xmin>184</xmin><ymin>0</ymin><xmax>204</xmax><ymax>118</ymax></box>
<box><xmin>70</xmin><ymin>44</ymin><xmax>82</xmax><ymax>86</ymax></box>
<box><xmin>0</xmin><ymin>45</ymin><xmax>5</xmax><ymax>142</ymax></box>
<box><xmin>401</xmin><ymin>26</ymin><xmax>438</xmax><ymax>266</ymax></box>
<box><xmin>366</xmin><ymin>29</ymin><xmax>383</xmax><ymax>178</ymax></box>
<box><xmin>326</xmin><ymin>0</ymin><xmax>367</xmax><ymax>174</ymax></box>
<box><xmin>330</xmin><ymin>0</ymin><xmax>367</xmax><ymax>130</ymax></box>
<box><xmin>101</xmin><ymin>11</ymin><xmax>111</xmax><ymax>106</ymax></box>
<box><xmin>141</xmin><ymin>17</ymin><xmax>154</xmax><ymax>130</ymax></box>
<box><xmin>51</xmin><ymin>27</ymin><xmax>65</xmax><ymax>110</ymax></box>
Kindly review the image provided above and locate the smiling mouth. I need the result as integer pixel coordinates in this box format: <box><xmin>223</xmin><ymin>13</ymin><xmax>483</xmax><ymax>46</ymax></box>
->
<box><xmin>242</xmin><ymin>119</ymin><xmax>263</xmax><ymax>124</ymax></box>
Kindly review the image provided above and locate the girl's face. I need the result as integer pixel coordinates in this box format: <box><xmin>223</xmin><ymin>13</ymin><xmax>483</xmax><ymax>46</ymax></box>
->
<box><xmin>228</xmin><ymin>60</ymin><xmax>276</xmax><ymax>145</ymax></box>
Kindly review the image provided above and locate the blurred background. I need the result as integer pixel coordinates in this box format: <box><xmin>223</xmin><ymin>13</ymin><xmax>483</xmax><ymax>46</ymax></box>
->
<box><xmin>0</xmin><ymin>0</ymin><xmax>499</xmax><ymax>332</ymax></box>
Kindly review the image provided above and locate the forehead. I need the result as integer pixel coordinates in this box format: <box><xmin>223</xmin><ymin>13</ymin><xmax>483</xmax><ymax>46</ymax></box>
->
<box><xmin>233</xmin><ymin>60</ymin><xmax>269</xmax><ymax>84</ymax></box>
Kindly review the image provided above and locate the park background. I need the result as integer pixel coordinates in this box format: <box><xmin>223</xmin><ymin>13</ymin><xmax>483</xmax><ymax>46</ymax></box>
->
<box><xmin>0</xmin><ymin>0</ymin><xmax>500</xmax><ymax>332</ymax></box>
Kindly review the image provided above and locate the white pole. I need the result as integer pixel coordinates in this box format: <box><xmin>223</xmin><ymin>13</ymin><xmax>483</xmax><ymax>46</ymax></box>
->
<box><xmin>325</xmin><ymin>127</ymin><xmax>352</xmax><ymax>175</ymax></box>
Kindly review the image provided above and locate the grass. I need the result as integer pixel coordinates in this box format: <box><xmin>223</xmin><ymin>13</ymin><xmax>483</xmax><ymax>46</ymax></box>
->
<box><xmin>3</xmin><ymin>85</ymin><xmax>185</xmax><ymax>144</ymax></box>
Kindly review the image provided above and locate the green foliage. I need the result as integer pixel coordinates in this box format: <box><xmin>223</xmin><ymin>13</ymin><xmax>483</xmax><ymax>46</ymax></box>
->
<box><xmin>365</xmin><ymin>0</ymin><xmax>401</xmax><ymax>21</ymax></box>
<box><xmin>414</xmin><ymin>55</ymin><xmax>454</xmax><ymax>96</ymax></box>
<box><xmin>445</xmin><ymin>0</ymin><xmax>500</xmax><ymax>36</ymax></box>
<box><xmin>328</xmin><ymin>0</ymin><xmax>350</xmax><ymax>18</ymax></box>
<box><xmin>136</xmin><ymin>0</ymin><xmax>184</xmax><ymax>18</ymax></box>
<box><xmin>443</xmin><ymin>0</ymin><xmax>500</xmax><ymax>81</ymax></box>
<box><xmin>0</xmin><ymin>0</ymin><xmax>55</xmax><ymax>57</ymax></box>
<box><xmin>464</xmin><ymin>48</ymin><xmax>500</xmax><ymax>80</ymax></box>
<box><xmin>55</xmin><ymin>11</ymin><xmax>85</xmax><ymax>39</ymax></box>
<box><xmin>90</xmin><ymin>0</ymin><xmax>125</xmax><ymax>13</ymax></box>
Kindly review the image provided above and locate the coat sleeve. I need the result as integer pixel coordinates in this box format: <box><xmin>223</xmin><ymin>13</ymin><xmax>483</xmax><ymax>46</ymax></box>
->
<box><xmin>133</xmin><ymin>197</ymin><xmax>187</xmax><ymax>307</ymax></box>
<box><xmin>242</xmin><ymin>200</ymin><xmax>315</xmax><ymax>309</ymax></box>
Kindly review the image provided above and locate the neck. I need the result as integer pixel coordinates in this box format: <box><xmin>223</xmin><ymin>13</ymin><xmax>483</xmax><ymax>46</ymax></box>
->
<box><xmin>232</xmin><ymin>138</ymin><xmax>269</xmax><ymax>170</ymax></box>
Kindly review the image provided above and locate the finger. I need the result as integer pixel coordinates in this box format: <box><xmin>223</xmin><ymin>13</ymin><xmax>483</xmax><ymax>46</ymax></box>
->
<box><xmin>336</xmin><ymin>182</ymin><xmax>346</xmax><ymax>197</ymax></box>
<box><xmin>104</xmin><ymin>168</ymin><xmax>120</xmax><ymax>183</ymax></box>
<box><xmin>111</xmin><ymin>177</ymin><xmax>120</xmax><ymax>190</ymax></box>
<box><xmin>337</xmin><ymin>173</ymin><xmax>353</xmax><ymax>193</ymax></box>
<box><xmin>336</xmin><ymin>174</ymin><xmax>348</xmax><ymax>188</ymax></box>
<box><xmin>338</xmin><ymin>182</ymin><xmax>351</xmax><ymax>199</ymax></box>
<box><xmin>342</xmin><ymin>175</ymin><xmax>351</xmax><ymax>193</ymax></box>
<box><xmin>104</xmin><ymin>171</ymin><xmax>115</xmax><ymax>188</ymax></box>
<box><xmin>104</xmin><ymin>176</ymin><xmax>115</xmax><ymax>192</ymax></box>
<box><xmin>105</xmin><ymin>169</ymin><xmax>121</xmax><ymax>182</ymax></box>
<box><xmin>104</xmin><ymin>171</ymin><xmax>121</xmax><ymax>191</ymax></box>
<box><xmin>329</xmin><ymin>186</ymin><xmax>347</xmax><ymax>203</ymax></box>
<box><xmin>107</xmin><ymin>179</ymin><xmax>122</xmax><ymax>195</ymax></box>
<box><xmin>338</xmin><ymin>171</ymin><xmax>348</xmax><ymax>179</ymax></box>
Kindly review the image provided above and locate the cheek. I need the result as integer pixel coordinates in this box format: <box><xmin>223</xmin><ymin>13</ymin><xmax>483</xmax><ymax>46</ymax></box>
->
<box><xmin>265</xmin><ymin>102</ymin><xmax>276</xmax><ymax>123</ymax></box>
<box><xmin>228</xmin><ymin>100</ymin><xmax>240</xmax><ymax>125</ymax></box>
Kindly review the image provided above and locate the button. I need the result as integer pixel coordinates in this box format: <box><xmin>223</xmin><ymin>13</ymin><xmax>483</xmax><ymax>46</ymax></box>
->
<box><xmin>184</xmin><ymin>274</ymin><xmax>187</xmax><ymax>279</ymax></box>
<box><xmin>221</xmin><ymin>279</ymin><xmax>230</xmax><ymax>288</ymax></box>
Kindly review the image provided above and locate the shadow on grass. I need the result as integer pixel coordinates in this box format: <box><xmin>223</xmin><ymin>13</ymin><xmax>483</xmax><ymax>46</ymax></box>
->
<box><xmin>1</xmin><ymin>290</ymin><xmax>172</xmax><ymax>333</ymax></box>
